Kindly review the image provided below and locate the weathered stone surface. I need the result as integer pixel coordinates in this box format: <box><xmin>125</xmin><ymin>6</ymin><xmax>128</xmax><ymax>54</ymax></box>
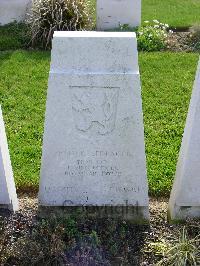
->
<box><xmin>39</xmin><ymin>31</ymin><xmax>149</xmax><ymax>222</ymax></box>
<box><xmin>0</xmin><ymin>105</ymin><xmax>18</xmax><ymax>212</ymax></box>
<box><xmin>0</xmin><ymin>0</ymin><xmax>31</xmax><ymax>25</ymax></box>
<box><xmin>168</xmin><ymin>59</ymin><xmax>200</xmax><ymax>221</ymax></box>
<box><xmin>96</xmin><ymin>0</ymin><xmax>141</xmax><ymax>30</ymax></box>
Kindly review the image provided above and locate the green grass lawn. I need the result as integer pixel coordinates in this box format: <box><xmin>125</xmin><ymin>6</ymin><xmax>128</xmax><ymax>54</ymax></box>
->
<box><xmin>142</xmin><ymin>0</ymin><xmax>200</xmax><ymax>28</ymax></box>
<box><xmin>0</xmin><ymin>50</ymin><xmax>198</xmax><ymax>195</ymax></box>
<box><xmin>140</xmin><ymin>52</ymin><xmax>199</xmax><ymax>195</ymax></box>
<box><xmin>0</xmin><ymin>51</ymin><xmax>49</xmax><ymax>191</ymax></box>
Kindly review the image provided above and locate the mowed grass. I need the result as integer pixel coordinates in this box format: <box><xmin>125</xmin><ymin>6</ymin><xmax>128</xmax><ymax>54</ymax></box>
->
<box><xmin>0</xmin><ymin>51</ymin><xmax>50</xmax><ymax>190</ymax></box>
<box><xmin>142</xmin><ymin>0</ymin><xmax>200</xmax><ymax>28</ymax></box>
<box><xmin>139</xmin><ymin>52</ymin><xmax>199</xmax><ymax>195</ymax></box>
<box><xmin>0</xmin><ymin>51</ymin><xmax>198</xmax><ymax>195</ymax></box>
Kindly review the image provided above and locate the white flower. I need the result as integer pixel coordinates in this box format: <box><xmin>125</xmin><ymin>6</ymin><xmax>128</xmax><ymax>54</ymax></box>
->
<box><xmin>153</xmin><ymin>19</ymin><xmax>159</xmax><ymax>24</ymax></box>
<box><xmin>144</xmin><ymin>20</ymin><xmax>149</xmax><ymax>23</ymax></box>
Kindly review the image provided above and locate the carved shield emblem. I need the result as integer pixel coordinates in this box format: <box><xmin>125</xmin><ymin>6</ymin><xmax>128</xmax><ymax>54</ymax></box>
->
<box><xmin>71</xmin><ymin>86</ymin><xmax>119</xmax><ymax>135</ymax></box>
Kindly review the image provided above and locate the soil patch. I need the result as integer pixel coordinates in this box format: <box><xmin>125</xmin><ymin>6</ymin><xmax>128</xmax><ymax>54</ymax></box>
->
<box><xmin>0</xmin><ymin>195</ymin><xmax>199</xmax><ymax>265</ymax></box>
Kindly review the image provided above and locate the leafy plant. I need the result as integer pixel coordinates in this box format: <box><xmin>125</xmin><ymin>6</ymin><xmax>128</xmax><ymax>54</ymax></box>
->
<box><xmin>7</xmin><ymin>218</ymin><xmax>66</xmax><ymax>265</ymax></box>
<box><xmin>0</xmin><ymin>22</ymin><xmax>29</xmax><ymax>51</ymax></box>
<box><xmin>156</xmin><ymin>226</ymin><xmax>200</xmax><ymax>266</ymax></box>
<box><xmin>137</xmin><ymin>20</ymin><xmax>169</xmax><ymax>51</ymax></box>
<box><xmin>1</xmin><ymin>217</ymin><xmax>110</xmax><ymax>265</ymax></box>
<box><xmin>26</xmin><ymin>0</ymin><xmax>93</xmax><ymax>49</ymax></box>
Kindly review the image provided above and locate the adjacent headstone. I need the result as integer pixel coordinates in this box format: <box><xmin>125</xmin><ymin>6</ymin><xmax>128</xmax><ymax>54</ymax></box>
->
<box><xmin>96</xmin><ymin>0</ymin><xmax>141</xmax><ymax>30</ymax></box>
<box><xmin>168</xmin><ymin>59</ymin><xmax>200</xmax><ymax>221</ymax></box>
<box><xmin>38</xmin><ymin>31</ymin><xmax>149</xmax><ymax>222</ymax></box>
<box><xmin>0</xmin><ymin>0</ymin><xmax>31</xmax><ymax>25</ymax></box>
<box><xmin>0</xmin><ymin>105</ymin><xmax>18</xmax><ymax>212</ymax></box>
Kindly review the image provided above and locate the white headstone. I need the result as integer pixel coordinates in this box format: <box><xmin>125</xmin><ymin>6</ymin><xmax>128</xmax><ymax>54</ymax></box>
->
<box><xmin>0</xmin><ymin>106</ymin><xmax>18</xmax><ymax>212</ymax></box>
<box><xmin>168</xmin><ymin>59</ymin><xmax>200</xmax><ymax>221</ymax></box>
<box><xmin>96</xmin><ymin>0</ymin><xmax>141</xmax><ymax>30</ymax></box>
<box><xmin>39</xmin><ymin>31</ymin><xmax>149</xmax><ymax>222</ymax></box>
<box><xmin>0</xmin><ymin>0</ymin><xmax>31</xmax><ymax>25</ymax></box>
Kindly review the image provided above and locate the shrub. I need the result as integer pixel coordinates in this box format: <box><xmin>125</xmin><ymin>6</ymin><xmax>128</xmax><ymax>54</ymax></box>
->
<box><xmin>2</xmin><ymin>217</ymin><xmax>109</xmax><ymax>265</ymax></box>
<box><xmin>156</xmin><ymin>226</ymin><xmax>200</xmax><ymax>266</ymax></box>
<box><xmin>0</xmin><ymin>22</ymin><xmax>29</xmax><ymax>51</ymax></box>
<box><xmin>27</xmin><ymin>0</ymin><xmax>93</xmax><ymax>49</ymax></box>
<box><xmin>137</xmin><ymin>20</ymin><xmax>169</xmax><ymax>51</ymax></box>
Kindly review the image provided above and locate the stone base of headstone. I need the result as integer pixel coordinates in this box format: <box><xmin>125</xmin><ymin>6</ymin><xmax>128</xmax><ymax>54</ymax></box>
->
<box><xmin>168</xmin><ymin>206</ymin><xmax>200</xmax><ymax>222</ymax></box>
<box><xmin>168</xmin><ymin>59</ymin><xmax>200</xmax><ymax>222</ymax></box>
<box><xmin>38</xmin><ymin>205</ymin><xmax>149</xmax><ymax>223</ymax></box>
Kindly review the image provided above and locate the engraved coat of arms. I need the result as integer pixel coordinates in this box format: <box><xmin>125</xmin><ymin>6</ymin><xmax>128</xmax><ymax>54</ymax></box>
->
<box><xmin>71</xmin><ymin>86</ymin><xmax>119</xmax><ymax>135</ymax></box>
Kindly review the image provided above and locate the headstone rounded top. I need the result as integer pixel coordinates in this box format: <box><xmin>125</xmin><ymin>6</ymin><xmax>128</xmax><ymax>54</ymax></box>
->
<box><xmin>51</xmin><ymin>31</ymin><xmax>139</xmax><ymax>74</ymax></box>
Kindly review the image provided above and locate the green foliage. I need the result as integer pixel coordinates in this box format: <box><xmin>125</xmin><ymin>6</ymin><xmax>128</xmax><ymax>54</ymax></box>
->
<box><xmin>7</xmin><ymin>218</ymin><xmax>67</xmax><ymax>265</ymax></box>
<box><xmin>0</xmin><ymin>22</ymin><xmax>29</xmax><ymax>51</ymax></box>
<box><xmin>64</xmin><ymin>218</ymin><xmax>80</xmax><ymax>239</ymax></box>
<box><xmin>148</xmin><ymin>238</ymin><xmax>169</xmax><ymax>257</ymax></box>
<box><xmin>107</xmin><ymin>21</ymin><xmax>171</xmax><ymax>52</ymax></box>
<box><xmin>0</xmin><ymin>0</ymin><xmax>199</xmax><ymax>52</ymax></box>
<box><xmin>156</xmin><ymin>227</ymin><xmax>200</xmax><ymax>266</ymax></box>
<box><xmin>137</xmin><ymin>20</ymin><xmax>169</xmax><ymax>51</ymax></box>
<box><xmin>1</xmin><ymin>216</ymin><xmax>52</xmax><ymax>265</ymax></box>
<box><xmin>27</xmin><ymin>0</ymin><xmax>93</xmax><ymax>49</ymax></box>
<box><xmin>2</xmin><ymin>217</ymin><xmax>108</xmax><ymax>265</ymax></box>
<box><xmin>89</xmin><ymin>230</ymin><xmax>101</xmax><ymax>246</ymax></box>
